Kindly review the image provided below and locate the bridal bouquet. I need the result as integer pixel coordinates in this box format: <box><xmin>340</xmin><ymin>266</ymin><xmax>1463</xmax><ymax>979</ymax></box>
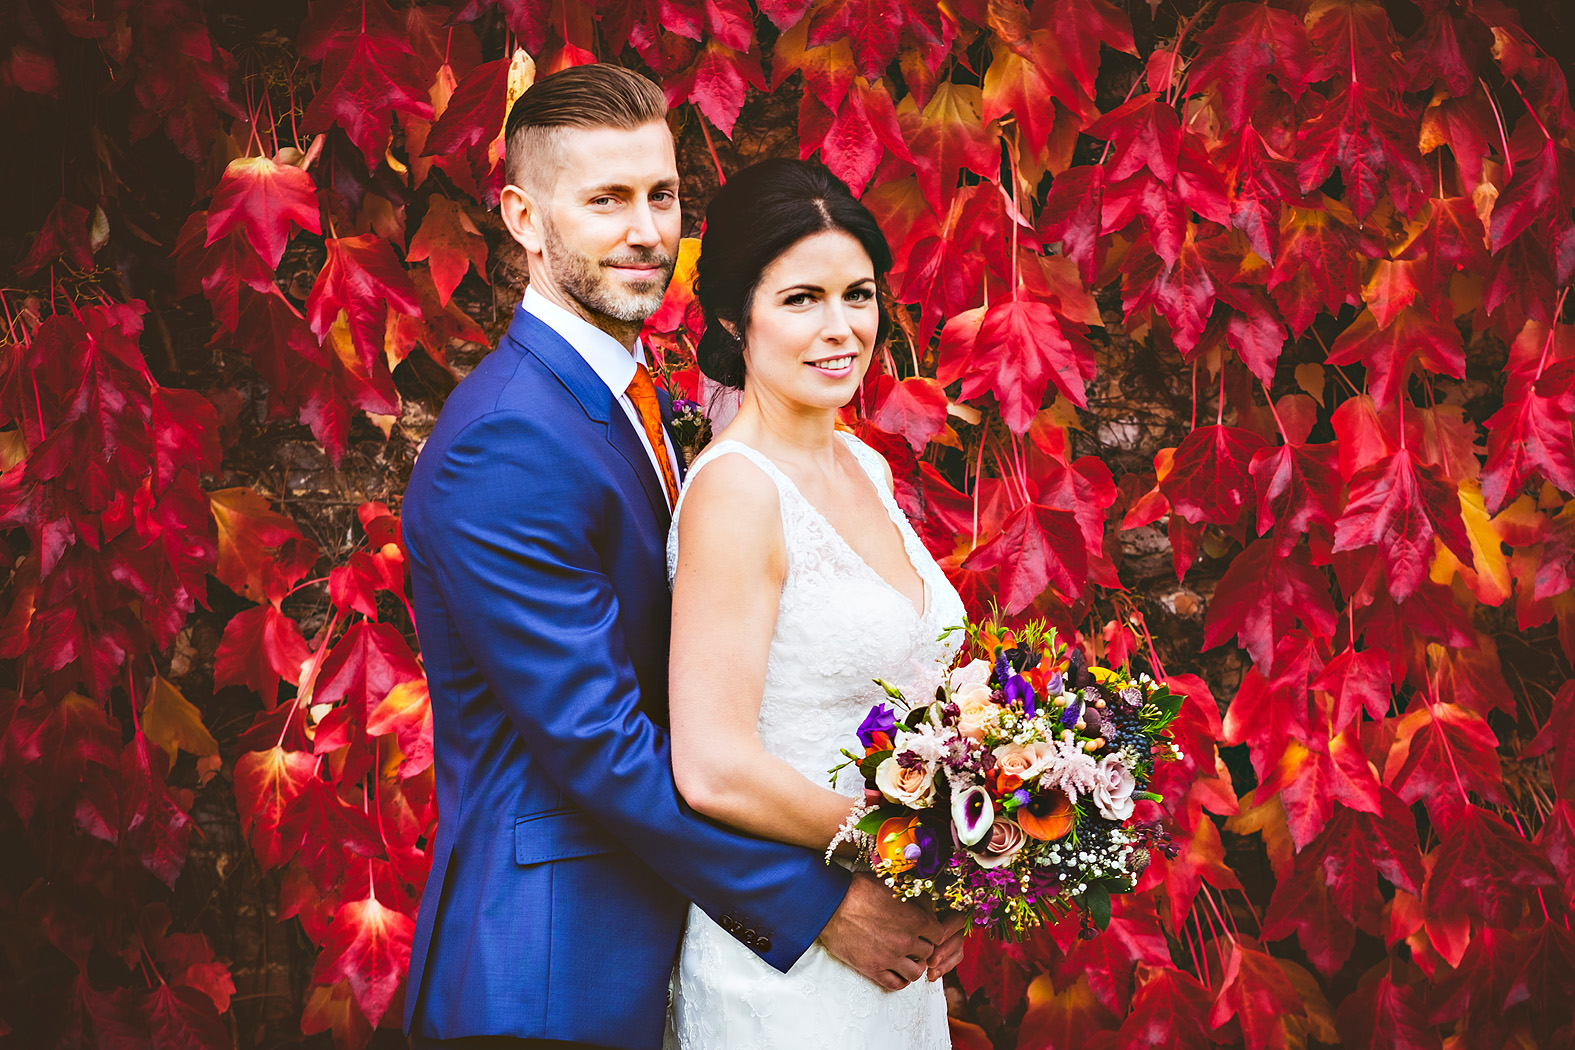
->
<box><xmin>828</xmin><ymin>619</ymin><xmax>1181</xmax><ymax>941</ymax></box>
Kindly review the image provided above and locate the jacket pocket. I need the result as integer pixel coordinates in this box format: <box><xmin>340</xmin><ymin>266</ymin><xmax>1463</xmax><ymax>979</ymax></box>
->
<box><xmin>514</xmin><ymin>808</ymin><xmax>621</xmax><ymax>866</ymax></box>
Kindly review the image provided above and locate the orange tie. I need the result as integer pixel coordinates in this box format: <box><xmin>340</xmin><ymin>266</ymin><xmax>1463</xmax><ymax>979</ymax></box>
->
<box><xmin>625</xmin><ymin>363</ymin><xmax>680</xmax><ymax>510</ymax></box>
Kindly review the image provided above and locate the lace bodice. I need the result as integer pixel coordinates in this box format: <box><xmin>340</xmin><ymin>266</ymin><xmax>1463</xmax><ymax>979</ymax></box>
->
<box><xmin>664</xmin><ymin>431</ymin><xmax>963</xmax><ymax>1050</ymax></box>
<box><xmin>666</xmin><ymin>432</ymin><xmax>967</xmax><ymax>796</ymax></box>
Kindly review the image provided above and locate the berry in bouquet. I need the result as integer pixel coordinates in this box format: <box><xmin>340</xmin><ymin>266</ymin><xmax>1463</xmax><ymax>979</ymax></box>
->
<box><xmin>828</xmin><ymin>617</ymin><xmax>1183</xmax><ymax>940</ymax></box>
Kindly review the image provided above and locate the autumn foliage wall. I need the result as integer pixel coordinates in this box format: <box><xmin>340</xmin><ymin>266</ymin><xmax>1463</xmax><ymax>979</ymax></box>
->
<box><xmin>2</xmin><ymin>0</ymin><xmax>1574</xmax><ymax>1046</ymax></box>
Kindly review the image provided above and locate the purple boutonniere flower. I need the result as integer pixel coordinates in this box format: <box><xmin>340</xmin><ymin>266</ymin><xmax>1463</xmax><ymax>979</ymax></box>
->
<box><xmin>857</xmin><ymin>703</ymin><xmax>897</xmax><ymax>749</ymax></box>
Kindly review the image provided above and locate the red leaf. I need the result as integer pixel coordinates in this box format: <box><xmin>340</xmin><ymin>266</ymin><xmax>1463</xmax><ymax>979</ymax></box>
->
<box><xmin>871</xmin><ymin>377</ymin><xmax>948</xmax><ymax>452</ymax></box>
<box><xmin>234</xmin><ymin>745</ymin><xmax>316</xmax><ymax>869</ymax></box>
<box><xmin>119</xmin><ymin>734</ymin><xmax>195</xmax><ymax>888</ymax></box>
<box><xmin>1153</xmin><ymin>817</ymin><xmax>1241</xmax><ymax>927</ymax></box>
<box><xmin>208</xmin><ymin>487</ymin><xmax>318</xmax><ymax>604</ymax></box>
<box><xmin>1160</xmin><ymin>425</ymin><xmax>1265</xmax><ymax>526</ymax></box>
<box><xmin>312</xmin><ymin>894</ymin><xmax>415</xmax><ymax>1028</ymax></box>
<box><xmin>1204</xmin><ymin>539</ymin><xmax>1336</xmax><ymax>667</ymax></box>
<box><xmin>1088</xmin><ymin>92</ymin><xmax>1182</xmax><ymax>186</ymax></box>
<box><xmin>312</xmin><ymin>621</ymin><xmax>423</xmax><ymax>722</ymax></box>
<box><xmin>1479</xmin><ymin>387</ymin><xmax>1575</xmax><ymax>512</ymax></box>
<box><xmin>1112</xmin><ymin>963</ymin><xmax>1214</xmax><ymax>1050</ymax></box>
<box><xmin>1297</xmin><ymin>84</ymin><xmax>1427</xmax><ymax>219</ymax></box>
<box><xmin>1040</xmin><ymin>164</ymin><xmax>1105</xmax><ymax>286</ymax></box>
<box><xmin>1267</xmin><ymin>203</ymin><xmax>1371</xmax><ymax>336</ymax></box>
<box><xmin>1487</xmin><ymin>135</ymin><xmax>1574</xmax><ymax>253</ymax></box>
<box><xmin>1306</xmin><ymin>0</ymin><xmax>1407</xmax><ymax>92</ymax></box>
<box><xmin>805</xmin><ymin>0</ymin><xmax>945</xmax><ymax>80</ymax></box>
<box><xmin>214</xmin><ymin>604</ymin><xmax>311</xmax><ymax>702</ymax></box>
<box><xmin>960</xmin><ymin>502</ymin><xmax>1087</xmax><ymax>611</ymax></box>
<box><xmin>15</xmin><ymin>196</ymin><xmax>94</xmax><ymax>277</ymax></box>
<box><xmin>1208</xmin><ymin>942</ymin><xmax>1304</xmax><ymax>1050</ymax></box>
<box><xmin>1262</xmin><ymin>733</ymin><xmax>1384</xmax><ymax>850</ymax></box>
<box><xmin>280</xmin><ymin>776</ymin><xmax>385</xmax><ymax>881</ymax></box>
<box><xmin>140</xmin><ymin>984</ymin><xmax>230</xmax><ymax>1050</ymax></box>
<box><xmin>799</xmin><ymin>76</ymin><xmax>910</xmax><ymax>197</ymax></box>
<box><xmin>1423</xmin><ymin>805</ymin><xmax>1557</xmax><ymax>927</ymax></box>
<box><xmin>205</xmin><ymin>156</ymin><xmax>321</xmax><ymax>269</ymax></box>
<box><xmin>1311</xmin><ymin>645</ymin><xmax>1392</xmax><ymax>731</ymax></box>
<box><xmin>896</xmin><ymin>82</ymin><xmax>999</xmax><ymax>215</ymax></box>
<box><xmin>406</xmin><ymin>196</ymin><xmax>488</xmax><ymax>307</ymax></box>
<box><xmin>945</xmin><ymin>295</ymin><xmax>1095</xmax><ymax>432</ymax></box>
<box><xmin>1326</xmin><ymin>307</ymin><xmax>1464</xmax><ymax>408</ymax></box>
<box><xmin>305</xmin><ymin>235</ymin><xmax>420</xmax><ymax>376</ymax></box>
<box><xmin>1335</xmin><ymin>973</ymin><xmax>1440</xmax><ymax>1050</ymax></box>
<box><xmin>302</xmin><ymin>33</ymin><xmax>434</xmax><ymax>170</ymax></box>
<box><xmin>1056</xmin><ymin>896</ymin><xmax>1172</xmax><ymax>1014</ymax></box>
<box><xmin>1119</xmin><ymin>226</ymin><xmax>1217</xmax><ymax>351</ymax></box>
<box><xmin>1331</xmin><ymin>449</ymin><xmax>1472</xmax><ymax>601</ymax></box>
<box><xmin>1426</xmin><ymin>925</ymin><xmax>1524</xmax><ymax>1024</ymax></box>
<box><xmin>366</xmin><ymin>678</ymin><xmax>433</xmax><ymax>778</ymax></box>
<box><xmin>420</xmin><ymin>56</ymin><xmax>508</xmax><ymax>157</ymax></box>
<box><xmin>666</xmin><ymin>41</ymin><xmax>767</xmax><ymax>138</ymax></box>
<box><xmin>1249</xmin><ymin>438</ymin><xmax>1341</xmax><ymax>549</ymax></box>
<box><xmin>1188</xmin><ymin>3</ymin><xmax>1312</xmax><ymax>130</ymax></box>
<box><xmin>1386</xmin><ymin>703</ymin><xmax>1505</xmax><ymax>833</ymax></box>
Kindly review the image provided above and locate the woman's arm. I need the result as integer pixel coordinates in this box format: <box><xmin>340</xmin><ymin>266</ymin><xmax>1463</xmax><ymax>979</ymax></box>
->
<box><xmin>669</xmin><ymin>453</ymin><xmax>859</xmax><ymax>851</ymax></box>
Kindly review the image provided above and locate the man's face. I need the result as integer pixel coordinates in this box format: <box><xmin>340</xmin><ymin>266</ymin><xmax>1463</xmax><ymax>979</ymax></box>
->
<box><xmin>529</xmin><ymin>121</ymin><xmax>681</xmax><ymax>326</ymax></box>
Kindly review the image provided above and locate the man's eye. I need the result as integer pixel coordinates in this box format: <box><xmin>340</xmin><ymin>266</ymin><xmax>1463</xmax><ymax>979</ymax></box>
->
<box><xmin>591</xmin><ymin>196</ymin><xmax>618</xmax><ymax>206</ymax></box>
<box><xmin>651</xmin><ymin>191</ymin><xmax>677</xmax><ymax>204</ymax></box>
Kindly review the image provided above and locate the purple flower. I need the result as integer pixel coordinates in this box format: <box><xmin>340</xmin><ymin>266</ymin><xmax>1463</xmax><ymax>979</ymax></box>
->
<box><xmin>1060</xmin><ymin>696</ymin><xmax>1084</xmax><ymax>728</ymax></box>
<box><xmin>992</xmin><ymin>651</ymin><xmax>1009</xmax><ymax>687</ymax></box>
<box><xmin>857</xmin><ymin>703</ymin><xmax>897</xmax><ymax>749</ymax></box>
<box><xmin>1004</xmin><ymin>673</ymin><xmax>1036</xmax><ymax>716</ymax></box>
<box><xmin>672</xmin><ymin>397</ymin><xmax>702</xmax><ymax>414</ymax></box>
<box><xmin>1045</xmin><ymin>670</ymin><xmax>1064</xmax><ymax>695</ymax></box>
<box><xmin>1013</xmin><ymin>788</ymin><xmax>1031</xmax><ymax>806</ymax></box>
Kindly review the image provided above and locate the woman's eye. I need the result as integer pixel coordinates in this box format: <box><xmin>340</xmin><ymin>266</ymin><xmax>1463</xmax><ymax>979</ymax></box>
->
<box><xmin>785</xmin><ymin>292</ymin><xmax>814</xmax><ymax>306</ymax></box>
<box><xmin>846</xmin><ymin>287</ymin><xmax>875</xmax><ymax>302</ymax></box>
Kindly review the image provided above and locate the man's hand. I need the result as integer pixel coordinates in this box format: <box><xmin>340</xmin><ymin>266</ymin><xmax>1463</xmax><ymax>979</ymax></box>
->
<box><xmin>819</xmin><ymin>873</ymin><xmax>945</xmax><ymax>991</ymax></box>
<box><xmin>925</xmin><ymin>912</ymin><xmax>969</xmax><ymax>981</ymax></box>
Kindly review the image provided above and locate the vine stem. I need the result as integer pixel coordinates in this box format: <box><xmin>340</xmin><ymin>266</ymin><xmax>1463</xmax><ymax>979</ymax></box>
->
<box><xmin>1532</xmin><ymin>287</ymin><xmax>1572</xmax><ymax>381</ymax></box>
<box><xmin>970</xmin><ymin>431</ymin><xmax>986</xmax><ymax>548</ymax></box>
<box><xmin>699</xmin><ymin>120</ymin><xmax>726</xmax><ymax>186</ymax></box>
<box><xmin>276</xmin><ymin>608</ymin><xmax>346</xmax><ymax>749</ymax></box>
<box><xmin>1164</xmin><ymin>0</ymin><xmax>1218</xmax><ymax>106</ymax></box>
<box><xmin>1480</xmin><ymin>79</ymin><xmax>1515</xmax><ymax>182</ymax></box>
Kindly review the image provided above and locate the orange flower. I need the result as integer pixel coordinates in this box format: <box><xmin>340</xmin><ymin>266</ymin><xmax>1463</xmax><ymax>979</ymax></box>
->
<box><xmin>1018</xmin><ymin>790</ymin><xmax>1074</xmax><ymax>841</ymax></box>
<box><xmin>864</xmin><ymin>730</ymin><xmax>894</xmax><ymax>755</ymax></box>
<box><xmin>876</xmin><ymin>816</ymin><xmax>921</xmax><ymax>873</ymax></box>
<box><xmin>992</xmin><ymin>769</ymin><xmax>1023</xmax><ymax>796</ymax></box>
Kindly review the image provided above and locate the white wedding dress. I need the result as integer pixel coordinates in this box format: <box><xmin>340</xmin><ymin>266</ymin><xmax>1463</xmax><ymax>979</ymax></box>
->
<box><xmin>664</xmin><ymin>432</ymin><xmax>966</xmax><ymax>1050</ymax></box>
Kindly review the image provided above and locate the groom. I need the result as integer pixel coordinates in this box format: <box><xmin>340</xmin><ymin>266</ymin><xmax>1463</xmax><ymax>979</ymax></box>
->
<box><xmin>402</xmin><ymin>64</ymin><xmax>961</xmax><ymax>1049</ymax></box>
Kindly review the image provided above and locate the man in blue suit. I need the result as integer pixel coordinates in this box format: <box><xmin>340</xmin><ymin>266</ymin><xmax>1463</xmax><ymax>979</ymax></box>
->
<box><xmin>401</xmin><ymin>64</ymin><xmax>957</xmax><ymax>1049</ymax></box>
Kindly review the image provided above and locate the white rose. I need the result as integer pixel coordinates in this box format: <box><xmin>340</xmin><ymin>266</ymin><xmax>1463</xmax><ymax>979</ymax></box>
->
<box><xmin>1091</xmin><ymin>754</ymin><xmax>1136</xmax><ymax>821</ymax></box>
<box><xmin>947</xmin><ymin>658</ymin><xmax>992</xmax><ymax>692</ymax></box>
<box><xmin>875</xmin><ymin>755</ymin><xmax>938</xmax><ymax>807</ymax></box>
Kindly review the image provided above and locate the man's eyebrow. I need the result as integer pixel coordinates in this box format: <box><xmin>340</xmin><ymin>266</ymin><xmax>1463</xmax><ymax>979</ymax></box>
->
<box><xmin>583</xmin><ymin>178</ymin><xmax>680</xmax><ymax>196</ymax></box>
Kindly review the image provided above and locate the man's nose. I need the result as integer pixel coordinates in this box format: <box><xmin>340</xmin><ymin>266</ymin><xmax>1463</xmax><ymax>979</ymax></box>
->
<box><xmin>625</xmin><ymin>199</ymin><xmax>660</xmax><ymax>248</ymax></box>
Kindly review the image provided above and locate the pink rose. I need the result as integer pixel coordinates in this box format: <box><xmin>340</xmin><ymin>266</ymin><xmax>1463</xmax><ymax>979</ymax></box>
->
<box><xmin>992</xmin><ymin>741</ymin><xmax>1054</xmax><ymax>782</ymax></box>
<box><xmin>972</xmin><ymin>817</ymin><xmax>1025</xmax><ymax>869</ymax></box>
<box><xmin>948</xmin><ymin>659</ymin><xmax>992</xmax><ymax>692</ymax></box>
<box><xmin>1092</xmin><ymin>754</ymin><xmax>1136</xmax><ymax>821</ymax></box>
<box><xmin>955</xmin><ymin>684</ymin><xmax>1000</xmax><ymax>741</ymax></box>
<box><xmin>875</xmin><ymin>755</ymin><xmax>937</xmax><ymax>807</ymax></box>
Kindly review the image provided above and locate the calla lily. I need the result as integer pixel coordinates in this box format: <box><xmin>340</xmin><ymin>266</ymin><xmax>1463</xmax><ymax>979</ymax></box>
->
<box><xmin>952</xmin><ymin>785</ymin><xmax>994</xmax><ymax>846</ymax></box>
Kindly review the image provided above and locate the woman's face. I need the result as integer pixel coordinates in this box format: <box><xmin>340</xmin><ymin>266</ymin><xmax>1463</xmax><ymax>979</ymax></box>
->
<box><xmin>740</xmin><ymin>229</ymin><xmax>880</xmax><ymax>413</ymax></box>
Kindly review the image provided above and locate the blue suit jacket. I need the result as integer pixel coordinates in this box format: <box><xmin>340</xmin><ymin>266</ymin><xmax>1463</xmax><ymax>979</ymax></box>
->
<box><xmin>401</xmin><ymin>306</ymin><xmax>850</xmax><ymax>1047</ymax></box>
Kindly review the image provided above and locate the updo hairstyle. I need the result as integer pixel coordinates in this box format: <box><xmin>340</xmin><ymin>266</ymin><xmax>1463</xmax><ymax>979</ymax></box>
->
<box><xmin>694</xmin><ymin>159</ymin><xmax>893</xmax><ymax>390</ymax></box>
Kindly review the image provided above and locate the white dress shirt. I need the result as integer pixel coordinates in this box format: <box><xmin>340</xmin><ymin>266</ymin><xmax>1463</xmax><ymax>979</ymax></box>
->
<box><xmin>523</xmin><ymin>287</ymin><xmax>682</xmax><ymax>509</ymax></box>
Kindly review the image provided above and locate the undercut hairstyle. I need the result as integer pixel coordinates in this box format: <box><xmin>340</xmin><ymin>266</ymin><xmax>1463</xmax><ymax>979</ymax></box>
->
<box><xmin>503</xmin><ymin>64</ymin><xmax>668</xmax><ymax>197</ymax></box>
<box><xmin>694</xmin><ymin>159</ymin><xmax>893</xmax><ymax>390</ymax></box>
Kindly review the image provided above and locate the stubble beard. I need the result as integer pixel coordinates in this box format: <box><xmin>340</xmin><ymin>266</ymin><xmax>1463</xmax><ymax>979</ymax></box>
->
<box><xmin>542</xmin><ymin>215</ymin><xmax>676</xmax><ymax>326</ymax></box>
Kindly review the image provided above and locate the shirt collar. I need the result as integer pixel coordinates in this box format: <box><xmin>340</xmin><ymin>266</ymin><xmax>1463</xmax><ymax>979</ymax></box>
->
<box><xmin>523</xmin><ymin>286</ymin><xmax>646</xmax><ymax>396</ymax></box>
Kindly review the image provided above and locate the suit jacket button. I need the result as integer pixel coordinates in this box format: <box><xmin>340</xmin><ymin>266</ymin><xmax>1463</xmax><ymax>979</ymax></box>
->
<box><xmin>756</xmin><ymin>936</ymin><xmax>771</xmax><ymax>953</ymax></box>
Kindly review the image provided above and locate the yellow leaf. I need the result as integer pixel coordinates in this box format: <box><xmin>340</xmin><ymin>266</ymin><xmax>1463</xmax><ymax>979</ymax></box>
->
<box><xmin>1294</xmin><ymin>363</ymin><xmax>1326</xmax><ymax>406</ymax></box>
<box><xmin>142</xmin><ymin>675</ymin><xmax>218</xmax><ymax>762</ymax></box>
<box><xmin>1430</xmin><ymin>480</ymin><xmax>1510</xmax><ymax>605</ymax></box>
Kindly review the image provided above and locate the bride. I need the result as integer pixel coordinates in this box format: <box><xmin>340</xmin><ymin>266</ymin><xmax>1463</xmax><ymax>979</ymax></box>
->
<box><xmin>665</xmin><ymin>158</ymin><xmax>969</xmax><ymax>1048</ymax></box>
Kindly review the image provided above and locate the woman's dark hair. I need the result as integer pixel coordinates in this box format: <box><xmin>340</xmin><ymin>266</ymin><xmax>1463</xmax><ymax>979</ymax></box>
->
<box><xmin>694</xmin><ymin>159</ymin><xmax>893</xmax><ymax>389</ymax></box>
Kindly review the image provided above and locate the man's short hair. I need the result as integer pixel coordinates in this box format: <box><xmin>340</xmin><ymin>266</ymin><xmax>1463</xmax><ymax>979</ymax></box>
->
<box><xmin>504</xmin><ymin>64</ymin><xmax>668</xmax><ymax>198</ymax></box>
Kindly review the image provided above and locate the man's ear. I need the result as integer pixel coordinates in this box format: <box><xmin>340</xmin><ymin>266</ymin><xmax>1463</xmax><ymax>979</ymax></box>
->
<box><xmin>500</xmin><ymin>182</ymin><xmax>545</xmax><ymax>255</ymax></box>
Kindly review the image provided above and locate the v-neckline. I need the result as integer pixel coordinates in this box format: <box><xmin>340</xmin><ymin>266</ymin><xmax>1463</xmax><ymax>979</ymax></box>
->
<box><xmin>741</xmin><ymin>435</ymin><xmax>930</xmax><ymax>621</ymax></box>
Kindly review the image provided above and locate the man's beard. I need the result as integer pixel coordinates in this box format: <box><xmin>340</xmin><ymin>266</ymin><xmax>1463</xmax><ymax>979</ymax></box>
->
<box><xmin>542</xmin><ymin>216</ymin><xmax>676</xmax><ymax>324</ymax></box>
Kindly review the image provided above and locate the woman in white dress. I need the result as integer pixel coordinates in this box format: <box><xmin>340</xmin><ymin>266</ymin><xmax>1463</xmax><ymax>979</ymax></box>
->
<box><xmin>664</xmin><ymin>159</ymin><xmax>969</xmax><ymax>1049</ymax></box>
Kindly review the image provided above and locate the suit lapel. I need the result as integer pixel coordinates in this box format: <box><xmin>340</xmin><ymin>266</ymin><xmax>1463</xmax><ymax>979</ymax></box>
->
<box><xmin>508</xmin><ymin>306</ymin><xmax>671</xmax><ymax>527</ymax></box>
<box><xmin>655</xmin><ymin>388</ymin><xmax>687</xmax><ymax>483</ymax></box>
